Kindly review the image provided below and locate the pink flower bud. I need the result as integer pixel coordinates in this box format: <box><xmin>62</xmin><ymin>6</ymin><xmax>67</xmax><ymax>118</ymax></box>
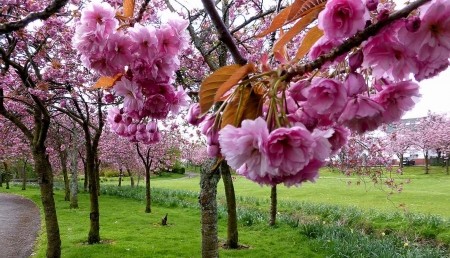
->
<box><xmin>150</xmin><ymin>131</ymin><xmax>161</xmax><ymax>143</ymax></box>
<box><xmin>113</xmin><ymin>114</ymin><xmax>122</xmax><ymax>123</ymax></box>
<box><xmin>349</xmin><ymin>50</ymin><xmax>364</xmax><ymax>72</ymax></box>
<box><xmin>344</xmin><ymin>72</ymin><xmax>367</xmax><ymax>97</ymax></box>
<box><xmin>366</xmin><ymin>0</ymin><xmax>378</xmax><ymax>11</ymax></box>
<box><xmin>405</xmin><ymin>16</ymin><xmax>421</xmax><ymax>33</ymax></box>
<box><xmin>377</xmin><ymin>9</ymin><xmax>389</xmax><ymax>22</ymax></box>
<box><xmin>146</xmin><ymin>121</ymin><xmax>157</xmax><ymax>133</ymax></box>
<box><xmin>289</xmin><ymin>80</ymin><xmax>309</xmax><ymax>102</ymax></box>
<box><xmin>60</xmin><ymin>100</ymin><xmax>66</xmax><ymax>108</ymax></box>
<box><xmin>187</xmin><ymin>103</ymin><xmax>205</xmax><ymax>126</ymax></box>
<box><xmin>200</xmin><ymin>114</ymin><xmax>215</xmax><ymax>135</ymax></box>
<box><xmin>137</xmin><ymin>124</ymin><xmax>146</xmax><ymax>132</ymax></box>
<box><xmin>124</xmin><ymin>116</ymin><xmax>132</xmax><ymax>126</ymax></box>
<box><xmin>127</xmin><ymin>124</ymin><xmax>137</xmax><ymax>135</ymax></box>
<box><xmin>104</xmin><ymin>94</ymin><xmax>115</xmax><ymax>103</ymax></box>
<box><xmin>207</xmin><ymin>144</ymin><xmax>220</xmax><ymax>158</ymax></box>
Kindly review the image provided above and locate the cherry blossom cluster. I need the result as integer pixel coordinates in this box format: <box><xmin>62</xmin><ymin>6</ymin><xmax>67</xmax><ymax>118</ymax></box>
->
<box><xmin>73</xmin><ymin>1</ymin><xmax>190</xmax><ymax>143</ymax></box>
<box><xmin>189</xmin><ymin>0</ymin><xmax>450</xmax><ymax>187</ymax></box>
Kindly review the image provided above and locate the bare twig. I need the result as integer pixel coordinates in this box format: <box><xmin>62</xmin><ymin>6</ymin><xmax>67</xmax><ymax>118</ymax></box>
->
<box><xmin>0</xmin><ymin>0</ymin><xmax>69</xmax><ymax>35</ymax></box>
<box><xmin>201</xmin><ymin>0</ymin><xmax>247</xmax><ymax>65</ymax></box>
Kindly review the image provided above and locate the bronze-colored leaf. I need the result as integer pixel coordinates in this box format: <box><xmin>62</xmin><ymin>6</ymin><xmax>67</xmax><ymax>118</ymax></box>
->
<box><xmin>287</xmin><ymin>0</ymin><xmax>307</xmax><ymax>22</ymax></box>
<box><xmin>199</xmin><ymin>64</ymin><xmax>241</xmax><ymax>115</ymax></box>
<box><xmin>295</xmin><ymin>25</ymin><xmax>324</xmax><ymax>59</ymax></box>
<box><xmin>214</xmin><ymin>63</ymin><xmax>255</xmax><ymax>102</ymax></box>
<box><xmin>256</xmin><ymin>5</ymin><xmax>292</xmax><ymax>38</ymax></box>
<box><xmin>273</xmin><ymin>6</ymin><xmax>323</xmax><ymax>54</ymax></box>
<box><xmin>123</xmin><ymin>0</ymin><xmax>135</xmax><ymax>18</ymax></box>
<box><xmin>91</xmin><ymin>73</ymin><xmax>123</xmax><ymax>89</ymax></box>
<box><xmin>220</xmin><ymin>86</ymin><xmax>263</xmax><ymax>129</ymax></box>
<box><xmin>290</xmin><ymin>0</ymin><xmax>327</xmax><ymax>22</ymax></box>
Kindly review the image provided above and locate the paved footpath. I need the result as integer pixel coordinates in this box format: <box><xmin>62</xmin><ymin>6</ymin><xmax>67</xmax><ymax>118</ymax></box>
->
<box><xmin>0</xmin><ymin>192</ymin><xmax>41</xmax><ymax>258</ymax></box>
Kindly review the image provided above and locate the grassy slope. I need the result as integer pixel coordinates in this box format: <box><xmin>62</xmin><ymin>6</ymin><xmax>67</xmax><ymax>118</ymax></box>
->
<box><xmin>153</xmin><ymin>166</ymin><xmax>450</xmax><ymax>217</ymax></box>
<box><xmin>1</xmin><ymin>187</ymin><xmax>321</xmax><ymax>258</ymax></box>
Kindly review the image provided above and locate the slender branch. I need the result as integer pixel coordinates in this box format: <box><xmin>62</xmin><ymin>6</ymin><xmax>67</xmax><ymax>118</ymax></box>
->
<box><xmin>201</xmin><ymin>0</ymin><xmax>247</xmax><ymax>65</ymax></box>
<box><xmin>135</xmin><ymin>0</ymin><xmax>151</xmax><ymax>23</ymax></box>
<box><xmin>285</xmin><ymin>0</ymin><xmax>431</xmax><ymax>81</ymax></box>
<box><xmin>0</xmin><ymin>0</ymin><xmax>69</xmax><ymax>35</ymax></box>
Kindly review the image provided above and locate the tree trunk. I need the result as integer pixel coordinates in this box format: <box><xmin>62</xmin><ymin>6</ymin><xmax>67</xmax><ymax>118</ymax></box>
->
<box><xmin>34</xmin><ymin>150</ymin><xmax>61</xmax><ymax>258</ymax></box>
<box><xmin>199</xmin><ymin>159</ymin><xmax>220</xmax><ymax>258</ymax></box>
<box><xmin>118</xmin><ymin>168</ymin><xmax>123</xmax><ymax>187</ymax></box>
<box><xmin>220</xmin><ymin>161</ymin><xmax>238</xmax><ymax>248</ymax></box>
<box><xmin>0</xmin><ymin>170</ymin><xmax>3</xmax><ymax>187</ymax></box>
<box><xmin>95</xmin><ymin>158</ymin><xmax>101</xmax><ymax>196</ymax></box>
<box><xmin>269</xmin><ymin>185</ymin><xmax>277</xmax><ymax>226</ymax></box>
<box><xmin>425</xmin><ymin>151</ymin><xmax>429</xmax><ymax>174</ymax></box>
<box><xmin>83</xmin><ymin>162</ymin><xmax>88</xmax><ymax>192</ymax></box>
<box><xmin>145</xmin><ymin>167</ymin><xmax>151</xmax><ymax>213</ymax></box>
<box><xmin>87</xmin><ymin>150</ymin><xmax>100</xmax><ymax>244</ymax></box>
<box><xmin>446</xmin><ymin>157</ymin><xmax>449</xmax><ymax>175</ymax></box>
<box><xmin>22</xmin><ymin>162</ymin><xmax>27</xmax><ymax>190</ymax></box>
<box><xmin>60</xmin><ymin>151</ymin><xmax>70</xmax><ymax>201</ymax></box>
<box><xmin>69</xmin><ymin>139</ymin><xmax>79</xmax><ymax>209</ymax></box>
<box><xmin>5</xmin><ymin>171</ymin><xmax>9</xmax><ymax>189</ymax></box>
<box><xmin>127</xmin><ymin>168</ymin><xmax>134</xmax><ymax>187</ymax></box>
<box><xmin>399</xmin><ymin>154</ymin><xmax>404</xmax><ymax>170</ymax></box>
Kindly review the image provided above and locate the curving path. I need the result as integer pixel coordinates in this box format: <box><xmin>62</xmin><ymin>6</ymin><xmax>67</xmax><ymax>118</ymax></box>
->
<box><xmin>0</xmin><ymin>192</ymin><xmax>41</xmax><ymax>258</ymax></box>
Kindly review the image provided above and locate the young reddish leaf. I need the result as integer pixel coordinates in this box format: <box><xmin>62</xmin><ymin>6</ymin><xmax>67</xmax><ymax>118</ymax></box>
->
<box><xmin>123</xmin><ymin>0</ymin><xmax>135</xmax><ymax>18</ymax></box>
<box><xmin>220</xmin><ymin>86</ymin><xmax>251</xmax><ymax>129</ymax></box>
<box><xmin>199</xmin><ymin>64</ymin><xmax>241</xmax><ymax>115</ymax></box>
<box><xmin>295</xmin><ymin>25</ymin><xmax>324</xmax><ymax>59</ymax></box>
<box><xmin>273</xmin><ymin>6</ymin><xmax>323</xmax><ymax>54</ymax></box>
<box><xmin>287</xmin><ymin>0</ymin><xmax>307</xmax><ymax>22</ymax></box>
<box><xmin>256</xmin><ymin>5</ymin><xmax>292</xmax><ymax>38</ymax></box>
<box><xmin>240</xmin><ymin>91</ymin><xmax>263</xmax><ymax>122</ymax></box>
<box><xmin>91</xmin><ymin>73</ymin><xmax>123</xmax><ymax>89</ymax></box>
<box><xmin>214</xmin><ymin>63</ymin><xmax>255</xmax><ymax>102</ymax></box>
<box><xmin>220</xmin><ymin>87</ymin><xmax>263</xmax><ymax>129</ymax></box>
<box><xmin>290</xmin><ymin>0</ymin><xmax>327</xmax><ymax>22</ymax></box>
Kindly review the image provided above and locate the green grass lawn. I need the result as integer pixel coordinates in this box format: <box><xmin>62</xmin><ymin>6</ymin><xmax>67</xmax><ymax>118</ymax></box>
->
<box><xmin>1</xmin><ymin>186</ymin><xmax>324</xmax><ymax>258</ymax></box>
<box><xmin>152</xmin><ymin>166</ymin><xmax>450</xmax><ymax>217</ymax></box>
<box><xmin>1</xmin><ymin>165</ymin><xmax>449</xmax><ymax>257</ymax></box>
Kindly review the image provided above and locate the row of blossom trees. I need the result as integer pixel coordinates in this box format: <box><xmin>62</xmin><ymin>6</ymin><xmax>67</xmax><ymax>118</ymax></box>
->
<box><xmin>384</xmin><ymin>112</ymin><xmax>450</xmax><ymax>174</ymax></box>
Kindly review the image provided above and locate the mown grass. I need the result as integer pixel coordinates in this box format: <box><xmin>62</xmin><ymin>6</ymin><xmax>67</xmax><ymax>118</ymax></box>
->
<box><xmin>98</xmin><ymin>172</ymin><xmax>186</xmax><ymax>185</ymax></box>
<box><xmin>1</xmin><ymin>165</ymin><xmax>449</xmax><ymax>257</ymax></box>
<box><xmin>152</xmin><ymin>166</ymin><xmax>450</xmax><ymax>217</ymax></box>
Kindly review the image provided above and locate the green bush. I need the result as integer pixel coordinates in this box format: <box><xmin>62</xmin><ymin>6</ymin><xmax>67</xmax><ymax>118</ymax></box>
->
<box><xmin>104</xmin><ymin>170</ymin><xmax>119</xmax><ymax>177</ymax></box>
<box><xmin>171</xmin><ymin>167</ymin><xmax>186</xmax><ymax>174</ymax></box>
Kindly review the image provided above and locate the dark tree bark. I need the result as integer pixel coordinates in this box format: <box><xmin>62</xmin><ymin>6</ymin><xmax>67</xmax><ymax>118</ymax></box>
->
<box><xmin>399</xmin><ymin>154</ymin><xmax>404</xmax><ymax>170</ymax></box>
<box><xmin>127</xmin><ymin>168</ymin><xmax>135</xmax><ymax>187</ymax></box>
<box><xmin>199</xmin><ymin>158</ymin><xmax>221</xmax><ymax>258</ymax></box>
<box><xmin>21</xmin><ymin>160</ymin><xmax>27</xmax><ymax>190</ymax></box>
<box><xmin>35</xmin><ymin>151</ymin><xmax>61</xmax><ymax>258</ymax></box>
<box><xmin>69</xmin><ymin>126</ymin><xmax>79</xmax><ymax>209</ymax></box>
<box><xmin>59</xmin><ymin>150</ymin><xmax>70</xmax><ymax>201</ymax></box>
<box><xmin>4</xmin><ymin>163</ymin><xmax>10</xmax><ymax>190</ymax></box>
<box><xmin>220</xmin><ymin>161</ymin><xmax>238</xmax><ymax>248</ymax></box>
<box><xmin>425</xmin><ymin>151</ymin><xmax>429</xmax><ymax>174</ymax></box>
<box><xmin>118</xmin><ymin>168</ymin><xmax>123</xmax><ymax>187</ymax></box>
<box><xmin>269</xmin><ymin>185</ymin><xmax>277</xmax><ymax>226</ymax></box>
<box><xmin>136</xmin><ymin>144</ymin><xmax>152</xmax><ymax>213</ymax></box>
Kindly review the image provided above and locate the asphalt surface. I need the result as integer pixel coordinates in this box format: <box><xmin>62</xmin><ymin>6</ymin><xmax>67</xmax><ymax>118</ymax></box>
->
<box><xmin>0</xmin><ymin>192</ymin><xmax>41</xmax><ymax>258</ymax></box>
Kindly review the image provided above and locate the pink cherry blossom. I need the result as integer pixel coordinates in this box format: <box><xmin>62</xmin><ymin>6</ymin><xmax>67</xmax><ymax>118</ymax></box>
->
<box><xmin>305</xmin><ymin>78</ymin><xmax>347</xmax><ymax>115</ymax></box>
<box><xmin>374</xmin><ymin>81</ymin><xmax>421</xmax><ymax>123</ymax></box>
<box><xmin>169</xmin><ymin>86</ymin><xmax>190</xmax><ymax>115</ymax></box>
<box><xmin>338</xmin><ymin>95</ymin><xmax>384</xmax><ymax>134</ymax></box>
<box><xmin>328</xmin><ymin>126</ymin><xmax>350</xmax><ymax>155</ymax></box>
<box><xmin>187</xmin><ymin>103</ymin><xmax>205</xmax><ymax>126</ymax></box>
<box><xmin>318</xmin><ymin>0</ymin><xmax>368</xmax><ymax>39</ymax></box>
<box><xmin>344</xmin><ymin>72</ymin><xmax>367</xmax><ymax>97</ymax></box>
<box><xmin>308</xmin><ymin>36</ymin><xmax>345</xmax><ymax>67</ymax></box>
<box><xmin>104</xmin><ymin>32</ymin><xmax>134</xmax><ymax>74</ymax></box>
<box><xmin>113</xmin><ymin>77</ymin><xmax>144</xmax><ymax>113</ymax></box>
<box><xmin>128</xmin><ymin>24</ymin><xmax>158</xmax><ymax>60</ymax></box>
<box><xmin>79</xmin><ymin>1</ymin><xmax>117</xmax><ymax>35</ymax></box>
<box><xmin>266</xmin><ymin>125</ymin><xmax>315</xmax><ymax>175</ymax></box>
<box><xmin>218</xmin><ymin>117</ymin><xmax>271</xmax><ymax>176</ymax></box>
